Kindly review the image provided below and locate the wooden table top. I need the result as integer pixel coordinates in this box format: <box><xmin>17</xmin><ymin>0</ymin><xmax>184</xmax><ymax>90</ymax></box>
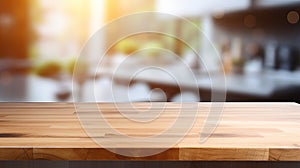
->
<box><xmin>0</xmin><ymin>102</ymin><xmax>299</xmax><ymax>161</ymax></box>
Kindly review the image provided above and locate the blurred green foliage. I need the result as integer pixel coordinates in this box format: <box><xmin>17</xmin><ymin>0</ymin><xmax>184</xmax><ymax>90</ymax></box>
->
<box><xmin>142</xmin><ymin>41</ymin><xmax>164</xmax><ymax>57</ymax></box>
<box><xmin>66</xmin><ymin>58</ymin><xmax>88</xmax><ymax>75</ymax></box>
<box><xmin>115</xmin><ymin>39</ymin><xmax>140</xmax><ymax>55</ymax></box>
<box><xmin>34</xmin><ymin>60</ymin><xmax>62</xmax><ymax>78</ymax></box>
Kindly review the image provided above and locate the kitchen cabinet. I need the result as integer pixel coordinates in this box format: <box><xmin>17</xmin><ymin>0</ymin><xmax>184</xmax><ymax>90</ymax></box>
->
<box><xmin>0</xmin><ymin>0</ymin><xmax>29</xmax><ymax>60</ymax></box>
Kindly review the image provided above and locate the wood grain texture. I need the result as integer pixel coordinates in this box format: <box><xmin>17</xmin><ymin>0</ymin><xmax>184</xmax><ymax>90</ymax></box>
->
<box><xmin>0</xmin><ymin>102</ymin><xmax>299</xmax><ymax>160</ymax></box>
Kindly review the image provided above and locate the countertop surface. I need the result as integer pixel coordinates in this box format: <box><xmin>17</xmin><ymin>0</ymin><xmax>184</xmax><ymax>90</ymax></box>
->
<box><xmin>98</xmin><ymin>65</ymin><xmax>300</xmax><ymax>97</ymax></box>
<box><xmin>1</xmin><ymin>69</ymin><xmax>300</xmax><ymax>102</ymax></box>
<box><xmin>0</xmin><ymin>102</ymin><xmax>300</xmax><ymax>160</ymax></box>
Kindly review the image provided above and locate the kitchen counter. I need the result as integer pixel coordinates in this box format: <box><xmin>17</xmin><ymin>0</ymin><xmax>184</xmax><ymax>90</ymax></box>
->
<box><xmin>97</xmin><ymin>65</ymin><xmax>300</xmax><ymax>101</ymax></box>
<box><xmin>0</xmin><ymin>102</ymin><xmax>300</xmax><ymax>160</ymax></box>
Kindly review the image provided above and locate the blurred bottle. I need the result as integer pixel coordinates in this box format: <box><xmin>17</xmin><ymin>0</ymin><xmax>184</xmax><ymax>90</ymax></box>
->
<box><xmin>244</xmin><ymin>42</ymin><xmax>264</xmax><ymax>73</ymax></box>
<box><xmin>264</xmin><ymin>41</ymin><xmax>277</xmax><ymax>69</ymax></box>
<box><xmin>220</xmin><ymin>40</ymin><xmax>232</xmax><ymax>74</ymax></box>
<box><xmin>231</xmin><ymin>37</ymin><xmax>245</xmax><ymax>74</ymax></box>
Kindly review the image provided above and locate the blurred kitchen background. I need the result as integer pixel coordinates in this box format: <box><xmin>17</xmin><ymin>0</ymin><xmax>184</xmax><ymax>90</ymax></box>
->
<box><xmin>0</xmin><ymin>0</ymin><xmax>300</xmax><ymax>102</ymax></box>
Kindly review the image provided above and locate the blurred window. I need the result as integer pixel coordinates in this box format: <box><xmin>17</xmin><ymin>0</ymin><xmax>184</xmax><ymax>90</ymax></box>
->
<box><xmin>30</xmin><ymin>0</ymin><xmax>91</xmax><ymax>62</ymax></box>
<box><xmin>105</xmin><ymin>0</ymin><xmax>201</xmax><ymax>57</ymax></box>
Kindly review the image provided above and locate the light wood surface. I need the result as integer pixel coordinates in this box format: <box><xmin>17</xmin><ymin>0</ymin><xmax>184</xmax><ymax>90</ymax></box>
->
<box><xmin>0</xmin><ymin>102</ymin><xmax>299</xmax><ymax>160</ymax></box>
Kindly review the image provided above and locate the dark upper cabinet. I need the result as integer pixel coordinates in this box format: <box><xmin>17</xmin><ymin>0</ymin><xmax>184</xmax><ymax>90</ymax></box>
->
<box><xmin>255</xmin><ymin>0</ymin><xmax>300</xmax><ymax>8</ymax></box>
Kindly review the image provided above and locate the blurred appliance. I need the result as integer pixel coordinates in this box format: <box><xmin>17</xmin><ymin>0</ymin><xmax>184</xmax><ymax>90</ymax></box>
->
<box><xmin>276</xmin><ymin>45</ymin><xmax>298</xmax><ymax>71</ymax></box>
<box><xmin>264</xmin><ymin>42</ymin><xmax>277</xmax><ymax>69</ymax></box>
